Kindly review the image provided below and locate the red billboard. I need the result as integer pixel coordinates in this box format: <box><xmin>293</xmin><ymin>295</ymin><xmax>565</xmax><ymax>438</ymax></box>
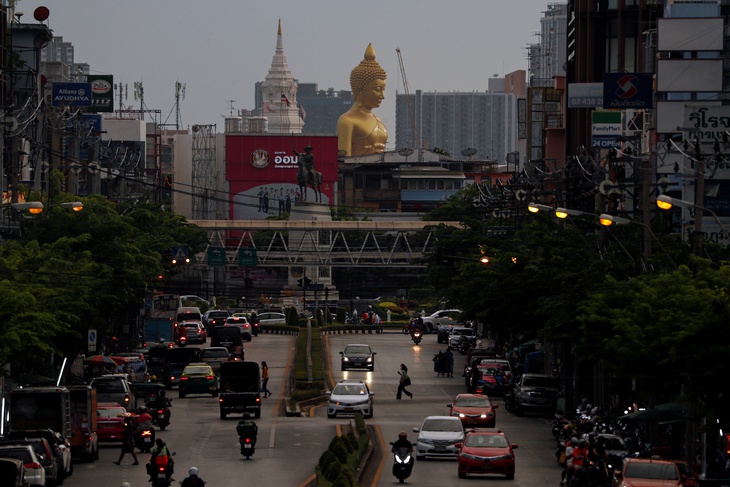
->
<box><xmin>225</xmin><ymin>134</ymin><xmax>338</xmax><ymax>220</ymax></box>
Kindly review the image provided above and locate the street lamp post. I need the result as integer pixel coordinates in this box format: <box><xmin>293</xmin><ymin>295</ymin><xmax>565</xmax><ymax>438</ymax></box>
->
<box><xmin>656</xmin><ymin>194</ymin><xmax>729</xmax><ymax>254</ymax></box>
<box><xmin>599</xmin><ymin>213</ymin><xmax>676</xmax><ymax>269</ymax></box>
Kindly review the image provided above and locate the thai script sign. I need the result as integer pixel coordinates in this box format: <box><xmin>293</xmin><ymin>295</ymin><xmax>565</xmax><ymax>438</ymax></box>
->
<box><xmin>683</xmin><ymin>106</ymin><xmax>730</xmax><ymax>141</ymax></box>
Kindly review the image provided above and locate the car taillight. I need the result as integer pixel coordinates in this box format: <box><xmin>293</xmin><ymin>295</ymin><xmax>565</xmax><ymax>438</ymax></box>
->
<box><xmin>25</xmin><ymin>462</ymin><xmax>41</xmax><ymax>469</ymax></box>
<box><xmin>206</xmin><ymin>375</ymin><xmax>214</xmax><ymax>380</ymax></box>
<box><xmin>180</xmin><ymin>376</ymin><xmax>188</xmax><ymax>381</ymax></box>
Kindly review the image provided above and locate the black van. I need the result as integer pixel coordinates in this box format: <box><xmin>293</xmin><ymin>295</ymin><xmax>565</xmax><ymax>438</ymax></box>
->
<box><xmin>210</xmin><ymin>326</ymin><xmax>243</xmax><ymax>355</ymax></box>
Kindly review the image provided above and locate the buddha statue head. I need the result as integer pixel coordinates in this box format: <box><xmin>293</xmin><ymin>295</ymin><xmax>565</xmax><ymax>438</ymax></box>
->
<box><xmin>349</xmin><ymin>43</ymin><xmax>387</xmax><ymax>102</ymax></box>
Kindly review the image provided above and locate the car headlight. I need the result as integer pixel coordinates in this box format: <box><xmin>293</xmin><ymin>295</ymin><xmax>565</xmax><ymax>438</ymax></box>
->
<box><xmin>461</xmin><ymin>453</ymin><xmax>480</xmax><ymax>461</ymax></box>
<box><xmin>342</xmin><ymin>357</ymin><xmax>350</xmax><ymax>362</ymax></box>
<box><xmin>419</xmin><ymin>438</ymin><xmax>434</xmax><ymax>446</ymax></box>
<box><xmin>366</xmin><ymin>357</ymin><xmax>373</xmax><ymax>362</ymax></box>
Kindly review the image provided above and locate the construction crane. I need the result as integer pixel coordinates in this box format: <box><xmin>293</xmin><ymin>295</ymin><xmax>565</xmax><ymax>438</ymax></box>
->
<box><xmin>396</xmin><ymin>48</ymin><xmax>418</xmax><ymax>148</ymax></box>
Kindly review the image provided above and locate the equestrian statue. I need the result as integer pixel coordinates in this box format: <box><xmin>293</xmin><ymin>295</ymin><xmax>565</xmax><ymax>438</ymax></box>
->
<box><xmin>293</xmin><ymin>145</ymin><xmax>323</xmax><ymax>203</ymax></box>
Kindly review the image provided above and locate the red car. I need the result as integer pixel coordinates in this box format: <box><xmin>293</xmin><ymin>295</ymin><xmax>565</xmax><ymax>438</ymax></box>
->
<box><xmin>447</xmin><ymin>394</ymin><xmax>498</xmax><ymax>427</ymax></box>
<box><xmin>457</xmin><ymin>428</ymin><xmax>517</xmax><ymax>479</ymax></box>
<box><xmin>97</xmin><ymin>403</ymin><xmax>128</xmax><ymax>442</ymax></box>
<box><xmin>612</xmin><ymin>457</ymin><xmax>682</xmax><ymax>487</ymax></box>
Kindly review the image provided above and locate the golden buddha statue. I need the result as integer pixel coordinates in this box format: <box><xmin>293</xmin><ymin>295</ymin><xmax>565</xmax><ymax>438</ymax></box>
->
<box><xmin>337</xmin><ymin>43</ymin><xmax>388</xmax><ymax>157</ymax></box>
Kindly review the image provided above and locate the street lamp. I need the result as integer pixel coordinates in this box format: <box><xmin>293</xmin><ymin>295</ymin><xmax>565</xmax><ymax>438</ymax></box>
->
<box><xmin>11</xmin><ymin>201</ymin><xmax>43</xmax><ymax>215</ymax></box>
<box><xmin>656</xmin><ymin>194</ymin><xmax>729</xmax><ymax>247</ymax></box>
<box><xmin>599</xmin><ymin>213</ymin><xmax>677</xmax><ymax>268</ymax></box>
<box><xmin>555</xmin><ymin>207</ymin><xmax>588</xmax><ymax>219</ymax></box>
<box><xmin>527</xmin><ymin>203</ymin><xmax>553</xmax><ymax>214</ymax></box>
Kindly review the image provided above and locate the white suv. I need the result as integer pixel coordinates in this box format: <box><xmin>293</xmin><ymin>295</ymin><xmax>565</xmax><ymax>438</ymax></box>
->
<box><xmin>422</xmin><ymin>309</ymin><xmax>462</xmax><ymax>333</ymax></box>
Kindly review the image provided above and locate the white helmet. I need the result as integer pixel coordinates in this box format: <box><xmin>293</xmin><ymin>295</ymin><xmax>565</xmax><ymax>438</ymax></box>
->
<box><xmin>189</xmin><ymin>467</ymin><xmax>199</xmax><ymax>476</ymax></box>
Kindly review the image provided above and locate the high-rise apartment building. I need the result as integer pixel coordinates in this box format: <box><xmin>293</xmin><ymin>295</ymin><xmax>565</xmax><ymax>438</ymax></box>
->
<box><xmin>527</xmin><ymin>2</ymin><xmax>568</xmax><ymax>86</ymax></box>
<box><xmin>395</xmin><ymin>89</ymin><xmax>518</xmax><ymax>164</ymax></box>
<box><xmin>297</xmin><ymin>83</ymin><xmax>351</xmax><ymax>135</ymax></box>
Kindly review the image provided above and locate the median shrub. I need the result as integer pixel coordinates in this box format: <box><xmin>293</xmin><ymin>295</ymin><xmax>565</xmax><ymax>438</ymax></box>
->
<box><xmin>323</xmin><ymin>461</ymin><xmax>342</xmax><ymax>482</ymax></box>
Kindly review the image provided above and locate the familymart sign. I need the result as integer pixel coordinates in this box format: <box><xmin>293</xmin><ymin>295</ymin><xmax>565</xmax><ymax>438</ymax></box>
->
<box><xmin>591</xmin><ymin>111</ymin><xmax>621</xmax><ymax>148</ymax></box>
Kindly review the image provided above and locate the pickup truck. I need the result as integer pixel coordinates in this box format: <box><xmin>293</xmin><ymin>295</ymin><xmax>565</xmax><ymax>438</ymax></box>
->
<box><xmin>421</xmin><ymin>309</ymin><xmax>462</xmax><ymax>333</ymax></box>
<box><xmin>219</xmin><ymin>361</ymin><xmax>261</xmax><ymax>419</ymax></box>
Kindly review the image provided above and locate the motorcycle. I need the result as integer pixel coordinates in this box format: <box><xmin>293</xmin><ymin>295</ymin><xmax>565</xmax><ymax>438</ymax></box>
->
<box><xmin>151</xmin><ymin>407</ymin><xmax>171</xmax><ymax>430</ymax></box>
<box><xmin>251</xmin><ymin>321</ymin><xmax>260</xmax><ymax>336</ymax></box>
<box><xmin>135</xmin><ymin>427</ymin><xmax>155</xmax><ymax>453</ymax></box>
<box><xmin>149</xmin><ymin>451</ymin><xmax>175</xmax><ymax>487</ymax></box>
<box><xmin>176</xmin><ymin>335</ymin><xmax>188</xmax><ymax>347</ymax></box>
<box><xmin>390</xmin><ymin>444</ymin><xmax>414</xmax><ymax>484</ymax></box>
<box><xmin>236</xmin><ymin>415</ymin><xmax>258</xmax><ymax>459</ymax></box>
<box><xmin>411</xmin><ymin>329</ymin><xmax>422</xmax><ymax>345</ymax></box>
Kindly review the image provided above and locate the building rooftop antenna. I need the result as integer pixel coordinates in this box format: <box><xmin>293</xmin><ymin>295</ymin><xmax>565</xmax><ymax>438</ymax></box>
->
<box><xmin>226</xmin><ymin>99</ymin><xmax>237</xmax><ymax>117</ymax></box>
<box><xmin>174</xmin><ymin>81</ymin><xmax>186</xmax><ymax>130</ymax></box>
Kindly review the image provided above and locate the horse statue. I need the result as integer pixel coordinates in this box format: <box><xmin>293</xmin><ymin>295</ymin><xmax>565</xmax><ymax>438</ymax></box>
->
<box><xmin>294</xmin><ymin>147</ymin><xmax>323</xmax><ymax>203</ymax></box>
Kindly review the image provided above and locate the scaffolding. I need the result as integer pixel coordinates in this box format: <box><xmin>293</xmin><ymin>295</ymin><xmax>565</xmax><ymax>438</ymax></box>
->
<box><xmin>191</xmin><ymin>124</ymin><xmax>217</xmax><ymax>220</ymax></box>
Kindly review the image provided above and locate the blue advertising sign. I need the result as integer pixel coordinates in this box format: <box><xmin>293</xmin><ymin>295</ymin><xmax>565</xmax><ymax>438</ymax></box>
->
<box><xmin>603</xmin><ymin>73</ymin><xmax>653</xmax><ymax>109</ymax></box>
<box><xmin>52</xmin><ymin>83</ymin><xmax>93</xmax><ymax>107</ymax></box>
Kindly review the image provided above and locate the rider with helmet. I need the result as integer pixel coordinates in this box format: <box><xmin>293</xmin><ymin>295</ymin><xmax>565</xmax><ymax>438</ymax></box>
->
<box><xmin>181</xmin><ymin>466</ymin><xmax>206</xmax><ymax>487</ymax></box>
<box><xmin>146</xmin><ymin>438</ymin><xmax>174</xmax><ymax>483</ymax></box>
<box><xmin>391</xmin><ymin>431</ymin><xmax>413</xmax><ymax>452</ymax></box>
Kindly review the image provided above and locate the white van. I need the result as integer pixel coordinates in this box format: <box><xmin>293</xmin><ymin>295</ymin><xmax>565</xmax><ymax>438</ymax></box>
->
<box><xmin>176</xmin><ymin>306</ymin><xmax>203</xmax><ymax>324</ymax></box>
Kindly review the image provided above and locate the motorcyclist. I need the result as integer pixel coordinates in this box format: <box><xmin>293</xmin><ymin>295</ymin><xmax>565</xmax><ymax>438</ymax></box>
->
<box><xmin>153</xmin><ymin>389</ymin><xmax>172</xmax><ymax>425</ymax></box>
<box><xmin>180</xmin><ymin>466</ymin><xmax>206</xmax><ymax>487</ymax></box>
<box><xmin>146</xmin><ymin>438</ymin><xmax>174</xmax><ymax>483</ymax></box>
<box><xmin>236</xmin><ymin>413</ymin><xmax>258</xmax><ymax>444</ymax></box>
<box><xmin>135</xmin><ymin>409</ymin><xmax>153</xmax><ymax>432</ymax></box>
<box><xmin>410</xmin><ymin>318</ymin><xmax>425</xmax><ymax>341</ymax></box>
<box><xmin>391</xmin><ymin>431</ymin><xmax>413</xmax><ymax>452</ymax></box>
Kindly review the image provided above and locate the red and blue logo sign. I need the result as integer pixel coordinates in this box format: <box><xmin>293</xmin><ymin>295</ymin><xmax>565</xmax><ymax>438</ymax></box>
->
<box><xmin>603</xmin><ymin>73</ymin><xmax>653</xmax><ymax>109</ymax></box>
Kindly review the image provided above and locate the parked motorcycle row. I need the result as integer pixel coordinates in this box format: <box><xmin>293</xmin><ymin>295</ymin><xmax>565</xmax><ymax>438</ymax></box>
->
<box><xmin>552</xmin><ymin>404</ymin><xmax>654</xmax><ymax>487</ymax></box>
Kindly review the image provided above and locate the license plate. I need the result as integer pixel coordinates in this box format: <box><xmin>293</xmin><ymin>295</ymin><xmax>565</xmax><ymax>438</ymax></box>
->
<box><xmin>435</xmin><ymin>446</ymin><xmax>446</xmax><ymax>452</ymax></box>
<box><xmin>244</xmin><ymin>444</ymin><xmax>252</xmax><ymax>449</ymax></box>
<box><xmin>535</xmin><ymin>399</ymin><xmax>546</xmax><ymax>404</ymax></box>
<box><xmin>344</xmin><ymin>407</ymin><xmax>353</xmax><ymax>412</ymax></box>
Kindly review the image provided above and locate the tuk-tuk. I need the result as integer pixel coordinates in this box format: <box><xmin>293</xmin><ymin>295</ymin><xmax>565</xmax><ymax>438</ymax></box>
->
<box><xmin>0</xmin><ymin>457</ymin><xmax>25</xmax><ymax>487</ymax></box>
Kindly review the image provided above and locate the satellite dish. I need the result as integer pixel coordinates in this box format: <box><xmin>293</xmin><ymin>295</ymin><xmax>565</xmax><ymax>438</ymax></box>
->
<box><xmin>398</xmin><ymin>148</ymin><xmax>414</xmax><ymax>157</ymax></box>
<box><xmin>34</xmin><ymin>7</ymin><xmax>49</xmax><ymax>22</ymax></box>
<box><xmin>461</xmin><ymin>148</ymin><xmax>477</xmax><ymax>157</ymax></box>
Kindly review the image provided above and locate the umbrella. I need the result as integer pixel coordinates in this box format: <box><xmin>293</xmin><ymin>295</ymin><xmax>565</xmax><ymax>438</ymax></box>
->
<box><xmin>84</xmin><ymin>354</ymin><xmax>116</xmax><ymax>367</ymax></box>
<box><xmin>109</xmin><ymin>356</ymin><xmax>130</xmax><ymax>365</ymax></box>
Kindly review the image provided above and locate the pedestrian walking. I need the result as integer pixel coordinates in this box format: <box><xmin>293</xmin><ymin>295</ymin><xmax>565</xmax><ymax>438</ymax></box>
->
<box><xmin>261</xmin><ymin>361</ymin><xmax>272</xmax><ymax>398</ymax></box>
<box><xmin>444</xmin><ymin>349</ymin><xmax>454</xmax><ymax>377</ymax></box>
<box><xmin>113</xmin><ymin>416</ymin><xmax>139</xmax><ymax>466</ymax></box>
<box><xmin>396</xmin><ymin>364</ymin><xmax>413</xmax><ymax>400</ymax></box>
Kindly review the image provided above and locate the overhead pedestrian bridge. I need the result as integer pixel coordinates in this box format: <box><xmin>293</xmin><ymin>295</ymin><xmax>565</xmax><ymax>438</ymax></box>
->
<box><xmin>187</xmin><ymin>219</ymin><xmax>462</xmax><ymax>268</ymax></box>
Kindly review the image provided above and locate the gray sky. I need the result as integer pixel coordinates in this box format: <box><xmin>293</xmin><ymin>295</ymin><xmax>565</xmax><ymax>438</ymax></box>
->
<box><xmin>19</xmin><ymin>0</ymin><xmax>556</xmax><ymax>132</ymax></box>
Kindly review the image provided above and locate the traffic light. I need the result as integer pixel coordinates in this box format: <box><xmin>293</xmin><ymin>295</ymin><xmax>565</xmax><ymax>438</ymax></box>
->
<box><xmin>297</xmin><ymin>277</ymin><xmax>312</xmax><ymax>288</ymax></box>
